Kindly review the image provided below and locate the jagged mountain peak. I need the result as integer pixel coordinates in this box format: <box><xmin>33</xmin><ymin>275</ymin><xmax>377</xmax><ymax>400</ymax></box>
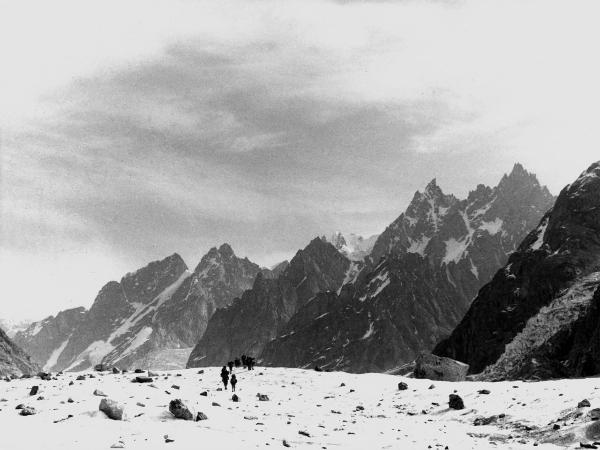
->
<box><xmin>323</xmin><ymin>232</ymin><xmax>378</xmax><ymax>261</ymax></box>
<box><xmin>121</xmin><ymin>253</ymin><xmax>188</xmax><ymax>284</ymax></box>
<box><xmin>566</xmin><ymin>160</ymin><xmax>600</xmax><ymax>196</ymax></box>
<box><xmin>497</xmin><ymin>162</ymin><xmax>546</xmax><ymax>194</ymax></box>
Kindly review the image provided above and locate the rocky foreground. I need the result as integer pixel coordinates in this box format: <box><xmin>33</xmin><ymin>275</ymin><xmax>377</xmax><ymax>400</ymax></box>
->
<box><xmin>2</xmin><ymin>368</ymin><xmax>600</xmax><ymax>449</ymax></box>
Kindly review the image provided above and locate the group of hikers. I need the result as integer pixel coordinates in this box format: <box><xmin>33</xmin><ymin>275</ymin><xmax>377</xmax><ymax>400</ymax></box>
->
<box><xmin>219</xmin><ymin>354</ymin><xmax>256</xmax><ymax>391</ymax></box>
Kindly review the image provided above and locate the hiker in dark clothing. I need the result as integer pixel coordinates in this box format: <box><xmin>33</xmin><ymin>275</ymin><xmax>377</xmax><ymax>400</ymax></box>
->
<box><xmin>241</xmin><ymin>355</ymin><xmax>247</xmax><ymax>368</ymax></box>
<box><xmin>246</xmin><ymin>356</ymin><xmax>254</xmax><ymax>371</ymax></box>
<box><xmin>228</xmin><ymin>361</ymin><xmax>234</xmax><ymax>373</ymax></box>
<box><xmin>234</xmin><ymin>358</ymin><xmax>241</xmax><ymax>368</ymax></box>
<box><xmin>220</xmin><ymin>366</ymin><xmax>229</xmax><ymax>389</ymax></box>
<box><xmin>230</xmin><ymin>374</ymin><xmax>237</xmax><ymax>392</ymax></box>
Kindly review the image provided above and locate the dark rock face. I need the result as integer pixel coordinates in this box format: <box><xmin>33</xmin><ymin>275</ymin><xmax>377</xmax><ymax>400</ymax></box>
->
<box><xmin>261</xmin><ymin>164</ymin><xmax>554</xmax><ymax>372</ymax></box>
<box><xmin>448</xmin><ymin>394</ymin><xmax>464</xmax><ymax>410</ymax></box>
<box><xmin>15</xmin><ymin>245</ymin><xmax>262</xmax><ymax>372</ymax></box>
<box><xmin>13</xmin><ymin>307</ymin><xmax>86</xmax><ymax>369</ymax></box>
<box><xmin>187</xmin><ymin>238</ymin><xmax>351</xmax><ymax>368</ymax></box>
<box><xmin>0</xmin><ymin>327</ymin><xmax>39</xmax><ymax>377</ymax></box>
<box><xmin>435</xmin><ymin>161</ymin><xmax>600</xmax><ymax>379</ymax></box>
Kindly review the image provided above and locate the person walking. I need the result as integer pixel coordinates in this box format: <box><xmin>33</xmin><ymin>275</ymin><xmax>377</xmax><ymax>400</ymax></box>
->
<box><xmin>228</xmin><ymin>360</ymin><xmax>234</xmax><ymax>373</ymax></box>
<box><xmin>220</xmin><ymin>366</ymin><xmax>229</xmax><ymax>390</ymax></box>
<box><xmin>230</xmin><ymin>374</ymin><xmax>238</xmax><ymax>392</ymax></box>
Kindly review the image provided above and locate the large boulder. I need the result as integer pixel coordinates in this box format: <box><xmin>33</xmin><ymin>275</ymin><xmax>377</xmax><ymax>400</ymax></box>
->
<box><xmin>169</xmin><ymin>399</ymin><xmax>193</xmax><ymax>421</ymax></box>
<box><xmin>99</xmin><ymin>398</ymin><xmax>125</xmax><ymax>420</ymax></box>
<box><xmin>414</xmin><ymin>352</ymin><xmax>469</xmax><ymax>381</ymax></box>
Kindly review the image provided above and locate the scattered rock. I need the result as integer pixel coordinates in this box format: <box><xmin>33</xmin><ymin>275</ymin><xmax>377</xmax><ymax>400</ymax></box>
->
<box><xmin>283</xmin><ymin>440</ymin><xmax>291</xmax><ymax>447</ymax></box>
<box><xmin>93</xmin><ymin>389</ymin><xmax>107</xmax><ymax>397</ymax></box>
<box><xmin>258</xmin><ymin>394</ymin><xmax>270</xmax><ymax>401</ymax></box>
<box><xmin>244</xmin><ymin>415</ymin><xmax>258</xmax><ymax>420</ymax></box>
<box><xmin>195</xmin><ymin>412</ymin><xmax>208</xmax><ymax>421</ymax></box>
<box><xmin>29</xmin><ymin>386</ymin><xmax>39</xmax><ymax>396</ymax></box>
<box><xmin>212</xmin><ymin>402</ymin><xmax>220</xmax><ymax>407</ymax></box>
<box><xmin>132</xmin><ymin>376</ymin><xmax>152</xmax><ymax>383</ymax></box>
<box><xmin>134</xmin><ymin>369</ymin><xmax>144</xmax><ymax>373</ymax></box>
<box><xmin>414</xmin><ymin>352</ymin><xmax>469</xmax><ymax>381</ymax></box>
<box><xmin>200</xmin><ymin>391</ymin><xmax>208</xmax><ymax>397</ymax></box>
<box><xmin>169</xmin><ymin>399</ymin><xmax>193</xmax><ymax>421</ymax></box>
<box><xmin>171</xmin><ymin>385</ymin><xmax>180</xmax><ymax>390</ymax></box>
<box><xmin>67</xmin><ymin>398</ymin><xmax>74</xmax><ymax>403</ymax></box>
<box><xmin>478</xmin><ymin>389</ymin><xmax>491</xmax><ymax>395</ymax></box>
<box><xmin>148</xmin><ymin>371</ymin><xmax>159</xmax><ymax>377</ymax></box>
<box><xmin>110</xmin><ymin>441</ymin><xmax>125</xmax><ymax>448</ymax></box>
<box><xmin>398</xmin><ymin>382</ymin><xmax>408</xmax><ymax>391</ymax></box>
<box><xmin>76</xmin><ymin>375</ymin><xmax>85</xmax><ymax>381</ymax></box>
<box><xmin>99</xmin><ymin>398</ymin><xmax>125</xmax><ymax>420</ymax></box>
<box><xmin>579</xmin><ymin>399</ymin><xmax>592</xmax><ymax>408</ymax></box>
<box><xmin>474</xmin><ymin>415</ymin><xmax>498</xmax><ymax>426</ymax></box>
<box><xmin>232</xmin><ymin>394</ymin><xmax>240</xmax><ymax>402</ymax></box>
<box><xmin>19</xmin><ymin>407</ymin><xmax>36</xmax><ymax>416</ymax></box>
<box><xmin>112</xmin><ymin>367</ymin><xmax>120</xmax><ymax>374</ymax></box>
<box><xmin>136</xmin><ymin>402</ymin><xmax>145</xmax><ymax>407</ymax></box>
<box><xmin>448</xmin><ymin>394</ymin><xmax>464</xmax><ymax>410</ymax></box>
<box><xmin>590</xmin><ymin>409</ymin><xmax>600</xmax><ymax>421</ymax></box>
<box><xmin>298</xmin><ymin>430</ymin><xmax>311</xmax><ymax>437</ymax></box>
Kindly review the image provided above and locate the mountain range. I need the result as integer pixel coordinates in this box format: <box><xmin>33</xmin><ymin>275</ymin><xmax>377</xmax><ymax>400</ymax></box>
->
<box><xmin>6</xmin><ymin>162</ymin><xmax>581</xmax><ymax>378</ymax></box>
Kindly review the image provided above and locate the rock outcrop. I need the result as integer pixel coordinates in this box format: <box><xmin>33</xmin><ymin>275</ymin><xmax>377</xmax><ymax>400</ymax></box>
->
<box><xmin>434</xmin><ymin>161</ymin><xmax>600</xmax><ymax>379</ymax></box>
<box><xmin>0</xmin><ymin>327</ymin><xmax>39</xmax><ymax>377</ymax></box>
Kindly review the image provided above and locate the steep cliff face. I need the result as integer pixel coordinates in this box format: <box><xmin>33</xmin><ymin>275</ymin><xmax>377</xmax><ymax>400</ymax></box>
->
<box><xmin>0</xmin><ymin>327</ymin><xmax>39</xmax><ymax>377</ymax></box>
<box><xmin>261</xmin><ymin>164</ymin><xmax>555</xmax><ymax>372</ymax></box>
<box><xmin>186</xmin><ymin>238</ymin><xmax>351</xmax><ymax>368</ymax></box>
<box><xmin>434</xmin><ymin>161</ymin><xmax>600</xmax><ymax>379</ymax></box>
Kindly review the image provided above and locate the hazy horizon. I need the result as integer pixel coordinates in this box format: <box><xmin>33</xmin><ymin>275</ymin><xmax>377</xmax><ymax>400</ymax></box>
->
<box><xmin>2</xmin><ymin>0</ymin><xmax>599</xmax><ymax>321</ymax></box>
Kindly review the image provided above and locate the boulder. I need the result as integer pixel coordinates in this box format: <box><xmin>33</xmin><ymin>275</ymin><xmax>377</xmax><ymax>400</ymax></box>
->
<box><xmin>169</xmin><ymin>399</ymin><xmax>193</xmax><ymax>421</ymax></box>
<box><xmin>414</xmin><ymin>353</ymin><xmax>469</xmax><ymax>381</ymax></box>
<box><xmin>579</xmin><ymin>399</ymin><xmax>591</xmax><ymax>408</ymax></box>
<box><xmin>448</xmin><ymin>394</ymin><xmax>465</xmax><ymax>410</ymax></box>
<box><xmin>232</xmin><ymin>394</ymin><xmax>240</xmax><ymax>402</ymax></box>
<box><xmin>132</xmin><ymin>376</ymin><xmax>153</xmax><ymax>383</ymax></box>
<box><xmin>29</xmin><ymin>386</ymin><xmax>39</xmax><ymax>396</ymax></box>
<box><xmin>398</xmin><ymin>382</ymin><xmax>408</xmax><ymax>391</ymax></box>
<box><xmin>99</xmin><ymin>398</ymin><xmax>125</xmax><ymax>420</ymax></box>
<box><xmin>195</xmin><ymin>412</ymin><xmax>208</xmax><ymax>421</ymax></box>
<box><xmin>257</xmin><ymin>394</ymin><xmax>269</xmax><ymax>401</ymax></box>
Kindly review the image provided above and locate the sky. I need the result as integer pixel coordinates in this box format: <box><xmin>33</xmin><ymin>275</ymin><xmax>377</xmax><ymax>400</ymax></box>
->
<box><xmin>1</xmin><ymin>0</ymin><xmax>600</xmax><ymax>321</ymax></box>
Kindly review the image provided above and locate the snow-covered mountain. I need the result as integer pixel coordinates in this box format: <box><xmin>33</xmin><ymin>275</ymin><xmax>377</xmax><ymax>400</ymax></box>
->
<box><xmin>323</xmin><ymin>232</ymin><xmax>379</xmax><ymax>261</ymax></box>
<box><xmin>435</xmin><ymin>161</ymin><xmax>600</xmax><ymax>380</ymax></box>
<box><xmin>15</xmin><ymin>245</ymin><xmax>263</xmax><ymax>372</ymax></box>
<box><xmin>260</xmin><ymin>164</ymin><xmax>555</xmax><ymax>372</ymax></box>
<box><xmin>186</xmin><ymin>237</ymin><xmax>351</xmax><ymax>368</ymax></box>
<box><xmin>0</xmin><ymin>318</ymin><xmax>33</xmax><ymax>338</ymax></box>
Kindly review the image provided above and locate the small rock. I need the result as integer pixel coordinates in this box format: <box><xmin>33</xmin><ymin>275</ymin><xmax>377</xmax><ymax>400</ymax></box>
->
<box><xmin>19</xmin><ymin>407</ymin><xmax>36</xmax><ymax>416</ymax></box>
<box><xmin>197</xmin><ymin>370</ymin><xmax>204</xmax><ymax>374</ymax></box>
<box><xmin>99</xmin><ymin>398</ymin><xmax>125</xmax><ymax>420</ymax></box>
<box><xmin>283</xmin><ymin>440</ymin><xmax>291</xmax><ymax>447</ymax></box>
<box><xmin>579</xmin><ymin>399</ymin><xmax>592</xmax><ymax>408</ymax></box>
<box><xmin>29</xmin><ymin>386</ymin><xmax>39</xmax><ymax>396</ymax></box>
<box><xmin>132</xmin><ymin>376</ymin><xmax>153</xmax><ymax>383</ymax></box>
<box><xmin>67</xmin><ymin>398</ymin><xmax>74</xmax><ymax>403</ymax></box>
<box><xmin>428</xmin><ymin>384</ymin><xmax>435</xmax><ymax>390</ymax></box>
<box><xmin>474</xmin><ymin>415</ymin><xmax>498</xmax><ymax>426</ymax></box>
<box><xmin>244</xmin><ymin>415</ymin><xmax>258</xmax><ymax>420</ymax></box>
<box><xmin>298</xmin><ymin>430</ymin><xmax>311</xmax><ymax>437</ymax></box>
<box><xmin>195</xmin><ymin>412</ymin><xmax>208</xmax><ymax>421</ymax></box>
<box><xmin>134</xmin><ymin>369</ymin><xmax>144</xmax><ymax>374</ymax></box>
<box><xmin>200</xmin><ymin>391</ymin><xmax>208</xmax><ymax>397</ymax></box>
<box><xmin>478</xmin><ymin>389</ymin><xmax>491</xmax><ymax>395</ymax></box>
<box><xmin>258</xmin><ymin>394</ymin><xmax>270</xmax><ymax>401</ymax></box>
<box><xmin>449</xmin><ymin>394</ymin><xmax>464</xmax><ymax>410</ymax></box>
<box><xmin>212</xmin><ymin>402</ymin><xmax>220</xmax><ymax>407</ymax></box>
<box><xmin>136</xmin><ymin>402</ymin><xmax>145</xmax><ymax>407</ymax></box>
<box><xmin>93</xmin><ymin>389</ymin><xmax>108</xmax><ymax>397</ymax></box>
<box><xmin>148</xmin><ymin>371</ymin><xmax>159</xmax><ymax>377</ymax></box>
<box><xmin>232</xmin><ymin>394</ymin><xmax>240</xmax><ymax>402</ymax></box>
<box><xmin>171</xmin><ymin>385</ymin><xmax>180</xmax><ymax>390</ymax></box>
<box><xmin>590</xmin><ymin>409</ymin><xmax>600</xmax><ymax>421</ymax></box>
<box><xmin>112</xmin><ymin>367</ymin><xmax>120</xmax><ymax>374</ymax></box>
<box><xmin>398</xmin><ymin>382</ymin><xmax>408</xmax><ymax>391</ymax></box>
<box><xmin>110</xmin><ymin>441</ymin><xmax>125</xmax><ymax>449</ymax></box>
<box><xmin>169</xmin><ymin>399</ymin><xmax>193</xmax><ymax>421</ymax></box>
<box><xmin>76</xmin><ymin>375</ymin><xmax>85</xmax><ymax>381</ymax></box>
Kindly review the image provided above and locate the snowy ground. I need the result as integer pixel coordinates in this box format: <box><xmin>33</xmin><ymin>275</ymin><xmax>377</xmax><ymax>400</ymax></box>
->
<box><xmin>1</xmin><ymin>367</ymin><xmax>600</xmax><ymax>449</ymax></box>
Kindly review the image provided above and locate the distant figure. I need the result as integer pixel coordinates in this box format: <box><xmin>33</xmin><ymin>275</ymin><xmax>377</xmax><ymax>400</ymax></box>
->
<box><xmin>247</xmin><ymin>356</ymin><xmax>254</xmax><ymax>371</ymax></box>
<box><xmin>228</xmin><ymin>361</ymin><xmax>234</xmax><ymax>373</ymax></box>
<box><xmin>230</xmin><ymin>374</ymin><xmax>237</xmax><ymax>392</ymax></box>
<box><xmin>220</xmin><ymin>366</ymin><xmax>229</xmax><ymax>389</ymax></box>
<box><xmin>241</xmin><ymin>355</ymin><xmax>247</xmax><ymax>368</ymax></box>
<box><xmin>234</xmin><ymin>358</ymin><xmax>241</xmax><ymax>368</ymax></box>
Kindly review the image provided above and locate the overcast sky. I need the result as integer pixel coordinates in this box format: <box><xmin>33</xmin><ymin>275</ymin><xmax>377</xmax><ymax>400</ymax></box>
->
<box><xmin>1</xmin><ymin>0</ymin><xmax>599</xmax><ymax>321</ymax></box>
